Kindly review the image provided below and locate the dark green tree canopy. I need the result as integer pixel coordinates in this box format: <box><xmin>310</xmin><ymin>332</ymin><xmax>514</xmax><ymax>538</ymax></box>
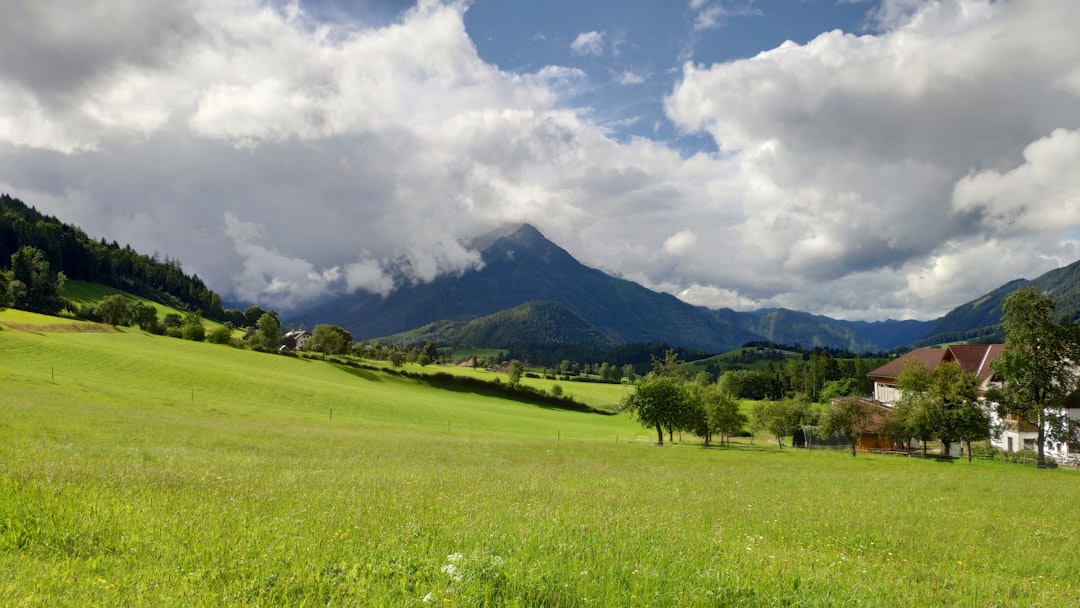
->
<box><xmin>1</xmin><ymin>195</ymin><xmax>225</xmax><ymax>320</ymax></box>
<box><xmin>9</xmin><ymin>245</ymin><xmax>66</xmax><ymax>315</ymax></box>
<box><xmin>309</xmin><ymin>324</ymin><xmax>354</xmax><ymax>355</ymax></box>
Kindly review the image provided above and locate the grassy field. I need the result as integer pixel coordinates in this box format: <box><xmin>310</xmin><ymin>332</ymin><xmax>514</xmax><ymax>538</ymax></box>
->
<box><xmin>370</xmin><ymin>361</ymin><xmax>632</xmax><ymax>413</ymax></box>
<box><xmin>3</xmin><ymin>321</ymin><xmax>1080</xmax><ymax>606</ymax></box>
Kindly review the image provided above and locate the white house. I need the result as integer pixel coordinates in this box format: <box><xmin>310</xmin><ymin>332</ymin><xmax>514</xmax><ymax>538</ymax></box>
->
<box><xmin>281</xmin><ymin>329</ymin><xmax>312</xmax><ymax>351</ymax></box>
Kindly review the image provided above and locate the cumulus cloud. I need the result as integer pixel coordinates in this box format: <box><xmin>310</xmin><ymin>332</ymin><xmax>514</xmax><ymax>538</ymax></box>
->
<box><xmin>665</xmin><ymin>0</ymin><xmax>1080</xmax><ymax>318</ymax></box>
<box><xmin>618</xmin><ymin>70</ymin><xmax>645</xmax><ymax>85</ymax></box>
<box><xmin>953</xmin><ymin>128</ymin><xmax>1080</xmax><ymax>235</ymax></box>
<box><xmin>1</xmin><ymin>0</ymin><xmax>1079</xmax><ymax>323</ymax></box>
<box><xmin>570</xmin><ymin>30</ymin><xmax>605</xmax><ymax>56</ymax></box>
<box><xmin>224</xmin><ymin>212</ymin><xmax>344</xmax><ymax>310</ymax></box>
<box><xmin>663</xmin><ymin>230</ymin><xmax>698</xmax><ymax>255</ymax></box>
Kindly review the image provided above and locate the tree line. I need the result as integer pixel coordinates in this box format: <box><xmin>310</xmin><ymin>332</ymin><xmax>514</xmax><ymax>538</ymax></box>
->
<box><xmin>1</xmin><ymin>194</ymin><xmax>227</xmax><ymax>320</ymax></box>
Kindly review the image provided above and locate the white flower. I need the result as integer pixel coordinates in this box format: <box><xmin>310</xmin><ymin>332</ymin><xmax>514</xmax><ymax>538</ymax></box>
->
<box><xmin>441</xmin><ymin>563</ymin><xmax>462</xmax><ymax>582</ymax></box>
<box><xmin>422</xmin><ymin>592</ymin><xmax>434</xmax><ymax>603</ymax></box>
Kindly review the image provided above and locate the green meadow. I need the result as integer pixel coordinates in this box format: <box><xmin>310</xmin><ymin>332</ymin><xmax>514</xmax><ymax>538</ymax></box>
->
<box><xmin>2</xmin><ymin>314</ymin><xmax>1080</xmax><ymax>606</ymax></box>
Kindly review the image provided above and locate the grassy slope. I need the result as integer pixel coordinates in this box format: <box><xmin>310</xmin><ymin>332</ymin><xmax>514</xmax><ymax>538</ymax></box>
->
<box><xmin>63</xmin><ymin>280</ymin><xmax>229</xmax><ymax>330</ymax></box>
<box><xmin>2</xmin><ymin>323</ymin><xmax>1080</xmax><ymax>606</ymax></box>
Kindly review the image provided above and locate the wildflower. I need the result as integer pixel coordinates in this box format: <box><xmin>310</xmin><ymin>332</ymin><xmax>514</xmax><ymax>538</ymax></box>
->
<box><xmin>422</xmin><ymin>592</ymin><xmax>435</xmax><ymax>604</ymax></box>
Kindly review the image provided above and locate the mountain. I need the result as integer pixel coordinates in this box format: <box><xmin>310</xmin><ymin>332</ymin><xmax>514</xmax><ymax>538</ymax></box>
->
<box><xmin>834</xmin><ymin>318</ymin><xmax>937</xmax><ymax>352</ymax></box>
<box><xmin>713</xmin><ymin>308</ymin><xmax>927</xmax><ymax>353</ymax></box>
<box><xmin>379</xmin><ymin>300</ymin><xmax>618</xmax><ymax>350</ymax></box>
<box><xmin>299</xmin><ymin>224</ymin><xmax>762</xmax><ymax>352</ymax></box>
<box><xmin>917</xmin><ymin>258</ymin><xmax>1080</xmax><ymax>346</ymax></box>
<box><xmin>298</xmin><ymin>224</ymin><xmax>932</xmax><ymax>352</ymax></box>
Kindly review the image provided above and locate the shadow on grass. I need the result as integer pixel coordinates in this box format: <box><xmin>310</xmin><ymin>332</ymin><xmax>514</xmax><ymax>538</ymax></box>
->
<box><xmin>335</xmin><ymin>365</ymin><xmax>384</xmax><ymax>383</ymax></box>
<box><xmin>328</xmin><ymin>357</ymin><xmax>612</xmax><ymax>415</ymax></box>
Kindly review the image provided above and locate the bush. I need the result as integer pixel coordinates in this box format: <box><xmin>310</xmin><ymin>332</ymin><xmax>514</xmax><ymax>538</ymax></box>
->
<box><xmin>165</xmin><ymin>327</ymin><xmax>183</xmax><ymax>339</ymax></box>
<box><xmin>551</xmin><ymin>384</ymin><xmax>563</xmax><ymax>397</ymax></box>
<box><xmin>969</xmin><ymin>441</ymin><xmax>1000</xmax><ymax>460</ymax></box>
<box><xmin>524</xmin><ymin>372</ymin><xmax>540</xmax><ymax>379</ymax></box>
<box><xmin>207</xmin><ymin>326</ymin><xmax>233</xmax><ymax>345</ymax></box>
<box><xmin>182</xmin><ymin>324</ymin><xmax>206</xmax><ymax>342</ymax></box>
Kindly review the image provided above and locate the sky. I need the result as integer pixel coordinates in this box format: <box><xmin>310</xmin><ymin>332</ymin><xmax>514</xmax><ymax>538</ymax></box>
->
<box><xmin>1</xmin><ymin>0</ymin><xmax>1079</xmax><ymax>321</ymax></box>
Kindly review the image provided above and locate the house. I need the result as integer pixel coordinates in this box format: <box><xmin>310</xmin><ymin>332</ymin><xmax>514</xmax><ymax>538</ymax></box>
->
<box><xmin>867</xmin><ymin>345</ymin><xmax>1002</xmax><ymax>457</ymax></box>
<box><xmin>281</xmin><ymin>329</ymin><xmax>312</xmax><ymax>351</ymax></box>
<box><xmin>868</xmin><ymin>344</ymin><xmax>1080</xmax><ymax>460</ymax></box>
<box><xmin>854</xmin><ymin>398</ymin><xmax>908</xmax><ymax>452</ymax></box>
<box><xmin>867</xmin><ymin>344</ymin><xmax>1003</xmax><ymax>406</ymax></box>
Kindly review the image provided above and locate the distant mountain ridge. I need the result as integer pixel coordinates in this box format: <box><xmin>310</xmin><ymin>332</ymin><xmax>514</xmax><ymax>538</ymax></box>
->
<box><xmin>297</xmin><ymin>224</ymin><xmax>937</xmax><ymax>353</ymax></box>
<box><xmin>916</xmin><ymin>258</ymin><xmax>1080</xmax><ymax>346</ymax></box>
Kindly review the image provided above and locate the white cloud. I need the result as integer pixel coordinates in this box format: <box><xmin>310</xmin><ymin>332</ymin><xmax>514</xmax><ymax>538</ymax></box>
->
<box><xmin>1</xmin><ymin>0</ymin><xmax>1079</xmax><ymax>325</ymax></box>
<box><xmin>664</xmin><ymin>0</ymin><xmax>1080</xmax><ymax>318</ymax></box>
<box><xmin>953</xmin><ymin>128</ymin><xmax>1080</xmax><ymax>235</ymax></box>
<box><xmin>618</xmin><ymin>70</ymin><xmax>645</xmax><ymax>85</ymax></box>
<box><xmin>224</xmin><ymin>212</ymin><xmax>343</xmax><ymax>310</ymax></box>
<box><xmin>690</xmin><ymin>1</ymin><xmax>760</xmax><ymax>31</ymax></box>
<box><xmin>570</xmin><ymin>30</ymin><xmax>605</xmax><ymax>56</ymax></box>
<box><xmin>663</xmin><ymin>230</ymin><xmax>698</xmax><ymax>255</ymax></box>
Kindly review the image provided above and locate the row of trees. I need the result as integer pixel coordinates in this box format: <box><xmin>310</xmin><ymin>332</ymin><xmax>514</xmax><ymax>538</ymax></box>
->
<box><xmin>719</xmin><ymin>351</ymin><xmax>887</xmax><ymax>402</ymax></box>
<box><xmin>620</xmin><ymin>287</ymin><xmax>1080</xmax><ymax>467</ymax></box>
<box><xmin>620</xmin><ymin>351</ymin><xmax>747</xmax><ymax>446</ymax></box>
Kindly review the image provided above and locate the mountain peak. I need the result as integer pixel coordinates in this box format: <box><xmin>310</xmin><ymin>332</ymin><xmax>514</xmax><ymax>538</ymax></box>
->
<box><xmin>469</xmin><ymin>222</ymin><xmax>544</xmax><ymax>251</ymax></box>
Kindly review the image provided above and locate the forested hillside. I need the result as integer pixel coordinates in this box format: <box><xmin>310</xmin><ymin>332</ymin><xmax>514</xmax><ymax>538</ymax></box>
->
<box><xmin>0</xmin><ymin>194</ymin><xmax>226</xmax><ymax>320</ymax></box>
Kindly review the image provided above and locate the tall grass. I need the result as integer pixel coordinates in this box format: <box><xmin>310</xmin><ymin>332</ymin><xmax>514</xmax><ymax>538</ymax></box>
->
<box><xmin>2</xmin><ymin>328</ymin><xmax>1079</xmax><ymax>606</ymax></box>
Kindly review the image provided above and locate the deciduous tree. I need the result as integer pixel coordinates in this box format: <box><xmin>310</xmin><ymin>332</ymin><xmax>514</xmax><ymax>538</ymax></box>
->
<box><xmin>95</xmin><ymin>294</ymin><xmax>131</xmax><ymax>326</ymax></box>
<box><xmin>990</xmin><ymin>288</ymin><xmax>1080</xmax><ymax>467</ymax></box>
<box><xmin>9</xmin><ymin>245</ymin><xmax>66</xmax><ymax>315</ymax></box>
<box><xmin>507</xmin><ymin>360</ymin><xmax>524</xmax><ymax>387</ymax></box>
<box><xmin>821</xmin><ymin>396</ymin><xmax>873</xmax><ymax>457</ymax></box>
<box><xmin>309</xmin><ymin>324</ymin><xmax>353</xmax><ymax>355</ymax></box>
<box><xmin>622</xmin><ymin>373</ymin><xmax>687</xmax><ymax>445</ymax></box>
<box><xmin>255</xmin><ymin>312</ymin><xmax>282</xmax><ymax>350</ymax></box>
<box><xmin>752</xmin><ymin>396</ymin><xmax>812</xmax><ymax>449</ymax></box>
<box><xmin>130</xmin><ymin>302</ymin><xmax>160</xmax><ymax>333</ymax></box>
<box><xmin>895</xmin><ymin>361</ymin><xmax>937</xmax><ymax>455</ymax></box>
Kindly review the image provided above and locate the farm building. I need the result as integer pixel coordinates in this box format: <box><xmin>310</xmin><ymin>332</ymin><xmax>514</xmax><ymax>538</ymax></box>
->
<box><xmin>867</xmin><ymin>344</ymin><xmax>1080</xmax><ymax>461</ymax></box>
<box><xmin>867</xmin><ymin>344</ymin><xmax>1003</xmax><ymax>406</ymax></box>
<box><xmin>281</xmin><ymin>329</ymin><xmax>312</xmax><ymax>351</ymax></box>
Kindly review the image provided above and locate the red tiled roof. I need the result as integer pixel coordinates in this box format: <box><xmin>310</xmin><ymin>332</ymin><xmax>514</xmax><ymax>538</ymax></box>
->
<box><xmin>867</xmin><ymin>344</ymin><xmax>1004</xmax><ymax>383</ymax></box>
<box><xmin>947</xmin><ymin>343</ymin><xmax>1004</xmax><ymax>382</ymax></box>
<box><xmin>867</xmin><ymin>348</ymin><xmax>949</xmax><ymax>380</ymax></box>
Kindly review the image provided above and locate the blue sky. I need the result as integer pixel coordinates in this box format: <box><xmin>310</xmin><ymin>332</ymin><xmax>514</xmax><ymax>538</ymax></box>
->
<box><xmin>1</xmin><ymin>0</ymin><xmax>1079</xmax><ymax>321</ymax></box>
<box><xmin>465</xmin><ymin>0</ymin><xmax>873</xmax><ymax>148</ymax></box>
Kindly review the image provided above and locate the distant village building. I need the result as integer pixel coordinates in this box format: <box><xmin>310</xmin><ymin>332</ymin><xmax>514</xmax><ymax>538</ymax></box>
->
<box><xmin>281</xmin><ymin>329</ymin><xmax>311</xmax><ymax>351</ymax></box>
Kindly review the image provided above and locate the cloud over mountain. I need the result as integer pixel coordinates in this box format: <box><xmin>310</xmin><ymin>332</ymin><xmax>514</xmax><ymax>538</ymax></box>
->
<box><xmin>0</xmin><ymin>0</ymin><xmax>1077</xmax><ymax>322</ymax></box>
